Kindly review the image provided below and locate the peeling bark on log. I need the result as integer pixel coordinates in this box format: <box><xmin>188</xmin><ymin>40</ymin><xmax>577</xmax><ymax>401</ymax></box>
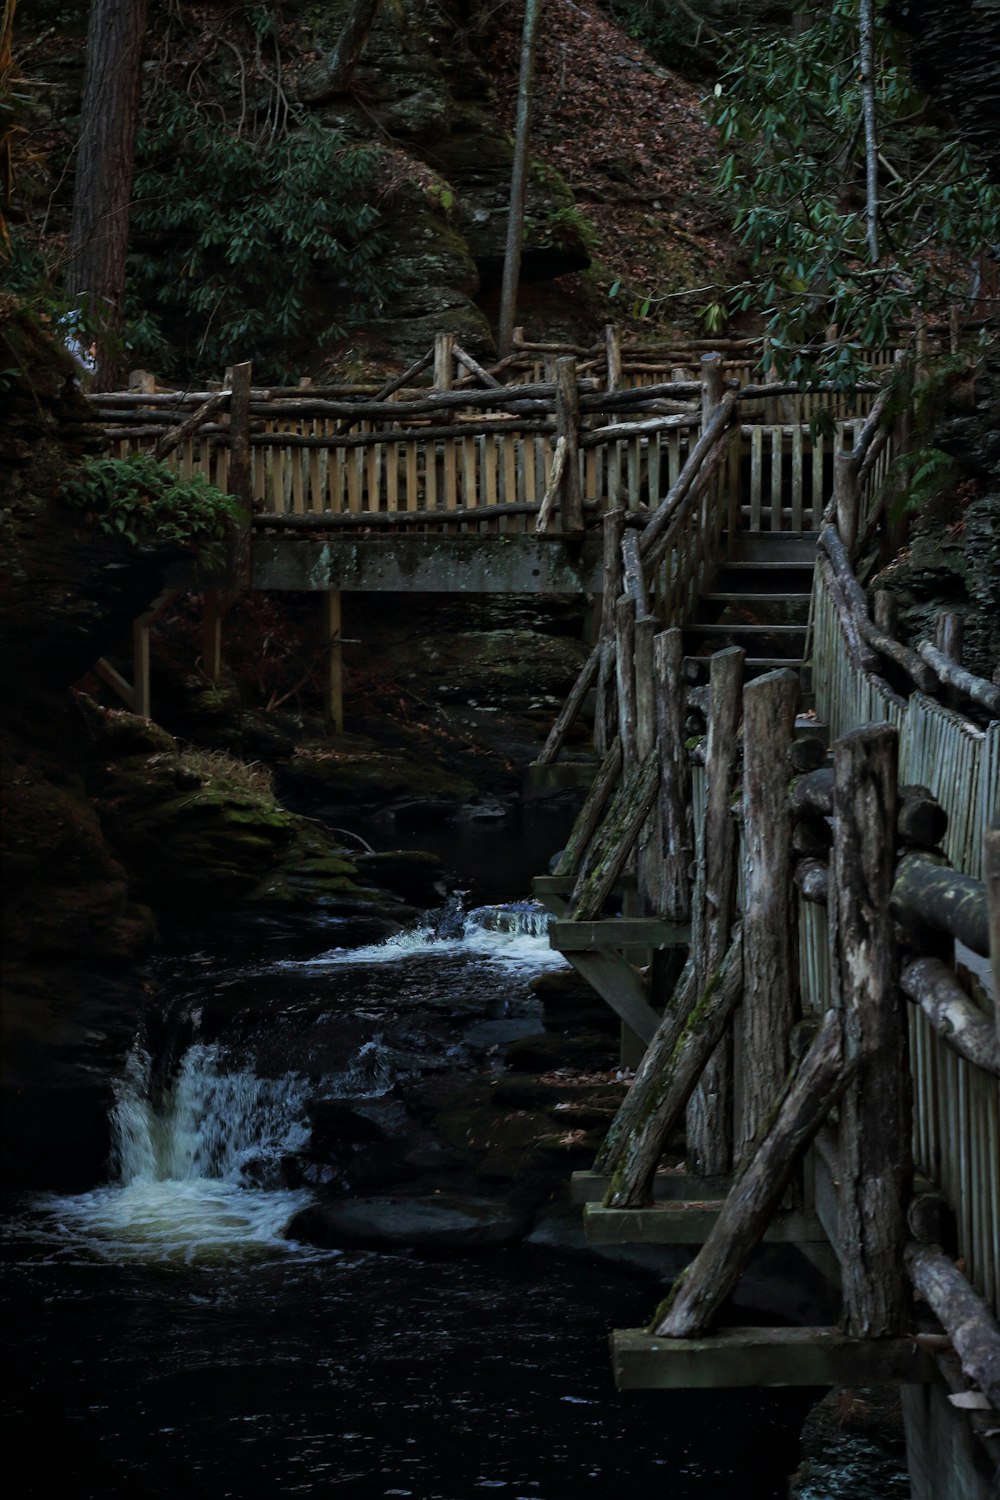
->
<box><xmin>892</xmin><ymin>855</ymin><xmax>990</xmax><ymax>958</ymax></box>
<box><xmin>687</xmin><ymin>647</ymin><xmax>743</xmax><ymax>1177</ymax></box>
<box><xmin>900</xmin><ymin>957</ymin><xmax>1000</xmax><ymax>1076</ymax></box>
<box><xmin>594</xmin><ymin>957</ymin><xmax>697</xmax><ymax>1176</ymax></box>
<box><xmin>737</xmin><ymin>669</ymin><xmax>799</xmax><ymax>1158</ymax></box>
<box><xmin>651</xmin><ymin>1009</ymin><xmax>849</xmax><ymax>1337</ymax></box>
<box><xmin>905</xmin><ymin>1242</ymin><xmax>1000</xmax><ymax>1413</ymax></box>
<box><xmin>605</xmin><ymin>929</ymin><xmax>744</xmax><ymax>1208</ymax></box>
<box><xmin>831</xmin><ymin>723</ymin><xmax>910</xmax><ymax>1339</ymax></box>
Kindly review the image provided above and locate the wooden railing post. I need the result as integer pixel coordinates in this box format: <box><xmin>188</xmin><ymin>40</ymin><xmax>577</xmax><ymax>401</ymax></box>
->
<box><xmin>654</xmin><ymin>628</ymin><xmax>691</xmax><ymax>923</ymax></box>
<box><xmin>700</xmin><ymin>351</ymin><xmax>724</xmax><ymax>430</ymax></box>
<box><xmin>555</xmin><ymin>355</ymin><xmax>583</xmax><ymax>532</ymax></box>
<box><xmin>433</xmin><ymin>332</ymin><xmax>454</xmax><ymax>391</ymax></box>
<box><xmin>736</xmin><ymin>668</ymin><xmax>799</xmax><ymax>1158</ymax></box>
<box><xmin>985</xmin><ymin>823</ymin><xmax>1000</xmax><ymax>1041</ymax></box>
<box><xmin>834</xmin><ymin>449</ymin><xmax>859</xmax><ymax>554</ymax></box>
<box><xmin>614</xmin><ymin>594</ymin><xmax>638</xmax><ymax>775</ymax></box>
<box><xmin>831</xmin><ymin>722</ymin><xmax>909</xmax><ymax>1337</ymax></box>
<box><xmin>605</xmin><ymin>324</ymin><xmax>622</xmax><ymax>394</ymax></box>
<box><xmin>594</xmin><ymin>509</ymin><xmax>624</xmax><ymax>755</ymax></box>
<box><xmin>228</xmin><ymin>360</ymin><xmax>253</xmax><ymax>587</ymax></box>
<box><xmin>687</xmin><ymin>645</ymin><xmax>744</xmax><ymax>1177</ymax></box>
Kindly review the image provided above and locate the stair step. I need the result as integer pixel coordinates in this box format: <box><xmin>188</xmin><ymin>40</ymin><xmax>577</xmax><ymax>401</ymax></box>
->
<box><xmin>685</xmin><ymin>623</ymin><xmax>807</xmax><ymax>637</ymax></box>
<box><xmin>728</xmin><ymin>532</ymin><xmax>819</xmax><ymax>563</ymax></box>
<box><xmin>701</xmin><ymin>592</ymin><xmax>812</xmax><ymax>604</ymax></box>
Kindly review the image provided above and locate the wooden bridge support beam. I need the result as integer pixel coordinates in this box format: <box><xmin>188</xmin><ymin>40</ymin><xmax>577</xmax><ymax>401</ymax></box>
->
<box><xmin>323</xmin><ymin>588</ymin><xmax>344</xmax><ymax>733</ymax></box>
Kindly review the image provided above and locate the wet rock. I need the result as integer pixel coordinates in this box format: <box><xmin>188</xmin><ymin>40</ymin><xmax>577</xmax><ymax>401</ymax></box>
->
<box><xmin>790</xmin><ymin>1386</ymin><xmax>909</xmax><ymax>1500</ymax></box>
<box><xmin>285</xmin><ymin>1193</ymin><xmax>526</xmax><ymax>1251</ymax></box>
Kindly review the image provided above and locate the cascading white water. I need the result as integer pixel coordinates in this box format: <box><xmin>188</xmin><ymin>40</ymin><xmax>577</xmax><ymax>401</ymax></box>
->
<box><xmin>28</xmin><ymin>897</ymin><xmax>562</xmax><ymax>1263</ymax></box>
<box><xmin>285</xmin><ymin>897</ymin><xmax>566</xmax><ymax>973</ymax></box>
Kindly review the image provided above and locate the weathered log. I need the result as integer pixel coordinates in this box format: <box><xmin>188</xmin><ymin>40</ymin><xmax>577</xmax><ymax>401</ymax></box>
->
<box><xmin>897</xmin><ymin>785</ymin><xmax>948</xmax><ymax>852</ymax></box>
<box><xmin>228</xmin><ymin>361</ymin><xmax>252</xmax><ymax>581</ymax></box>
<box><xmin>453</xmin><ymin>344</ymin><xmax>504</xmax><ymax>390</ymax></box>
<box><xmin>583</xmin><ymin>412</ymin><xmax>699</xmax><ymax>443</ymax></box>
<box><xmin>147</xmin><ymin>389</ymin><xmax>229</xmax><ymax>459</ymax></box>
<box><xmin>792</xmin><ymin>815</ymin><xmax>832</xmax><ymax>856</ymax></box>
<box><xmin>900</xmin><ymin>957</ymin><xmax>1000</xmax><ymax>1076</ymax></box>
<box><xmin>555</xmin><ymin>357</ymin><xmax>584</xmax><ymax>532</ymax></box>
<box><xmin>934</xmin><ymin>610</ymin><xmax>963</xmax><ymax>664</ymax></box>
<box><xmin>593</xmin><ymin>636</ymin><xmax>617</xmax><ymax>760</ymax></box>
<box><xmin>820</xmin><ymin>525</ymin><xmax>937</xmax><ymax>692</ymax></box>
<box><xmin>687</xmin><ymin>646</ymin><xmax>743</xmax><ymax>1177</ymax></box>
<box><xmin>737</xmin><ymin>669</ymin><xmax>799</xmax><ymax>1157</ymax></box>
<box><xmin>253</xmin><ymin>501</ymin><xmax>552</xmax><ymax>530</ymax></box>
<box><xmin>553</xmin><ymin>736</ymin><xmax>623</xmax><ymax>878</ymax></box>
<box><xmin>817</xmin><ymin>555</ymin><xmax>881</xmax><ymax>676</ymax></box>
<box><xmin>535</xmin><ymin>643</ymin><xmax>601</xmax><ymax>766</ymax></box>
<box><xmin>892</xmin><ymin>854</ymin><xmax>990</xmax><ymax>957</ymax></box>
<box><xmin>906</xmin><ymin>1193</ymin><xmax>958</xmax><ymax>1252</ymax></box>
<box><xmin>654</xmin><ymin>629</ymin><xmax>692</xmax><ymax>923</ymax></box>
<box><xmin>642</xmin><ymin>436</ymin><xmax>730</xmax><ymax>579</ymax></box>
<box><xmin>634</xmin><ymin>618</ymin><xmax>661</xmax><ymax>915</ymax></box>
<box><xmin>334</xmin><ymin>349</ymin><xmax>433</xmax><ymax>432</ymax></box>
<box><xmin>651</xmin><ymin>1008</ymin><xmax>849</xmax><ymax>1337</ymax></box>
<box><xmin>594</xmin><ymin>957</ymin><xmax>697</xmax><ymax>1175</ymax></box>
<box><xmin>614</xmin><ymin>595</ymin><xmax>639</xmax><ymax>774</ymax></box>
<box><xmin>570</xmin><ymin>749</ymin><xmax>660</xmax><ymax>921</ymax></box>
<box><xmin>789</xmin><ymin>767</ymin><xmax>834</xmax><ymax>818</ymax></box>
<box><xmin>916</xmin><ymin>641</ymin><xmax>1000</xmax><ymax>716</ymax></box>
<box><xmin>637</xmin><ymin>391</ymin><xmax>738</xmax><ymax>563</ymax></box>
<box><xmin>534</xmin><ymin>434</ymin><xmax>568</xmax><ymax>534</ymax></box>
<box><xmin>832</xmin><ymin>722</ymin><xmax>909</xmax><ymax>1338</ymax></box>
<box><xmin>905</xmin><ymin>1242</ymin><xmax>1000</xmax><ymax>1412</ymax></box>
<box><xmin>621</xmin><ymin>530</ymin><xmax>648</xmax><ymax>619</ymax></box>
<box><xmin>605</xmin><ymin>928</ymin><xmax>744</xmax><ymax>1207</ymax></box>
<box><xmin>788</xmin><ymin>736</ymin><xmax>828</xmax><ymax>773</ymax></box>
<box><xmin>794</xmin><ymin>858</ymin><xmax>829</xmax><ymax>905</ymax></box>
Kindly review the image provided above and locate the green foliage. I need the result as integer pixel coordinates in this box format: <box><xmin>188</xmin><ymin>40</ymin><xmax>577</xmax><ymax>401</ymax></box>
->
<box><xmin>127</xmin><ymin>90</ymin><xmax>396</xmax><ymax>381</ymax></box>
<box><xmin>60</xmin><ymin>454</ymin><xmax>243</xmax><ymax>568</ymax></box>
<box><xmin>884</xmin><ymin>445</ymin><xmax>957</xmax><ymax>521</ymax></box>
<box><xmin>707</xmin><ymin>0</ymin><xmax>1000</xmax><ymax>381</ymax></box>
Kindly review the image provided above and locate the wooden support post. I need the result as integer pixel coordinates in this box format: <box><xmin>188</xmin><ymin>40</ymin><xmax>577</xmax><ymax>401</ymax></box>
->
<box><xmin>620</xmin><ymin>529</ymin><xmax>647</xmax><ymax>618</ymax></box>
<box><xmin>228</xmin><ymin>360</ymin><xmax>253</xmax><ymax>586</ymax></box>
<box><xmin>873</xmin><ymin>589</ymin><xmax>896</xmax><ymax>636</ymax></box>
<box><xmin>654</xmin><ymin>628</ymin><xmax>691</xmax><ymax>922</ymax></box>
<box><xmin>535</xmin><ymin>643</ymin><xmax>601</xmax><ymax>765</ymax></box>
<box><xmin>202</xmin><ymin>588</ymin><xmax>223</xmax><ymax>683</ymax></box>
<box><xmin>605</xmin><ymin>325</ymin><xmax>622</xmax><ymax>394</ymax></box>
<box><xmin>554</xmin><ymin>737</ymin><xmax>623</xmax><ymax>878</ymax></box>
<box><xmin>688</xmin><ymin>646</ymin><xmax>745</xmax><ymax>1177</ymax></box>
<box><xmin>614</xmin><ymin>595</ymin><xmax>638</xmax><ymax>775</ymax></box>
<box><xmin>433</xmin><ymin>332</ymin><xmax>455</xmax><ymax>391</ymax></box>
<box><xmin>833</xmin><ymin>450</ymin><xmax>859</xmax><ymax>555</ymax></box>
<box><xmin>131</xmin><ymin>616</ymin><xmax>151</xmax><ymax>718</ymax></box>
<box><xmin>651</xmin><ymin>1007</ymin><xmax>849</xmax><ymax>1336</ymax></box>
<box><xmin>594</xmin><ymin>956</ymin><xmax>696</xmax><ymax>1175</ymax></box>
<box><xmin>831</xmin><ymin>722</ymin><xmax>909</xmax><ymax>1338</ymax></box>
<box><xmin>605</xmin><ymin>928</ymin><xmax>744</xmax><ymax>1208</ymax></box>
<box><xmin>700</xmin><ymin>352</ymin><xmax>724</xmax><ymax>429</ymax></box>
<box><xmin>934</xmin><ymin>610</ymin><xmax>963</xmax><ymax>664</ymax></box>
<box><xmin>593</xmin><ymin>509</ymin><xmax>625</xmax><ymax>756</ymax></box>
<box><xmin>323</xmin><ymin>589</ymin><xmax>344</xmax><ymax>733</ymax></box>
<box><xmin>635</xmin><ymin>616</ymin><xmax>660</xmax><ymax>917</ymax></box>
<box><xmin>736</xmin><ymin>668</ymin><xmax>799</xmax><ymax>1160</ymax></box>
<box><xmin>555</xmin><ymin>356</ymin><xmax>583</xmax><ymax>532</ymax></box>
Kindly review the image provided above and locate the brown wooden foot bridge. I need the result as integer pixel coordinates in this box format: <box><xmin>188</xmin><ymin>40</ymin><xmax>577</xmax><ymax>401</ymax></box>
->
<box><xmin>90</xmin><ymin>329</ymin><xmax>999</xmax><ymax>1496</ymax></box>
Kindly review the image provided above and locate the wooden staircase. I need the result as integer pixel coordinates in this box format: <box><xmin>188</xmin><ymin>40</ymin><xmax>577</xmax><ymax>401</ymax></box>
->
<box><xmin>682</xmin><ymin>531</ymin><xmax>818</xmax><ymax>689</ymax></box>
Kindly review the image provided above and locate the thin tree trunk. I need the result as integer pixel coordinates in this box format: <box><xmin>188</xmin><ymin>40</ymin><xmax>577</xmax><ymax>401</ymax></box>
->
<box><xmin>859</xmin><ymin>0</ymin><xmax>880</xmax><ymax>263</ymax></box>
<box><xmin>65</xmin><ymin>0</ymin><xmax>149</xmax><ymax>388</ymax></box>
<box><xmin>498</xmin><ymin>0</ymin><xmax>544</xmax><ymax>357</ymax></box>
<box><xmin>295</xmin><ymin>0</ymin><xmax>382</xmax><ymax>104</ymax></box>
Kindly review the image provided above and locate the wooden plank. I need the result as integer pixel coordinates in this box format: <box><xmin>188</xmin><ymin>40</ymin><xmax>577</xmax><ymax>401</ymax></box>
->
<box><xmin>563</xmin><ymin>949</ymin><xmax>661</xmax><ymax>1044</ymax></box>
<box><xmin>549</xmin><ymin>919</ymin><xmax>689</xmax><ymax>951</ymax></box>
<box><xmin>750</xmin><ymin>426</ymin><xmax>762</xmax><ymax>530</ymax></box>
<box><xmin>584</xmin><ymin>1203</ymin><xmax>828</xmax><ymax>1245</ymax></box>
<box><xmin>611</xmin><ymin>1327</ymin><xmax>937</xmax><ymax>1390</ymax></box>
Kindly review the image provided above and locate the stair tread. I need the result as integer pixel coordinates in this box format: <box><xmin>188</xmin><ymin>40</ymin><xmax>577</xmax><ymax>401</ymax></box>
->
<box><xmin>686</xmin><ymin>622</ymin><xmax>807</xmax><ymax>635</ymax></box>
<box><xmin>701</xmin><ymin>592</ymin><xmax>812</xmax><ymax>603</ymax></box>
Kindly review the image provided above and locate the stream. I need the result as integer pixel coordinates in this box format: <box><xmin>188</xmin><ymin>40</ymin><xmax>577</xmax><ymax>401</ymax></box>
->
<box><xmin>1</xmin><ymin>859</ymin><xmax>819</xmax><ymax>1499</ymax></box>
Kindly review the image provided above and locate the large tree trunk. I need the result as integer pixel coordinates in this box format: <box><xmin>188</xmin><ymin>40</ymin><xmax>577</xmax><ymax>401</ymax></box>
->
<box><xmin>65</xmin><ymin>0</ymin><xmax>149</xmax><ymax>388</ymax></box>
